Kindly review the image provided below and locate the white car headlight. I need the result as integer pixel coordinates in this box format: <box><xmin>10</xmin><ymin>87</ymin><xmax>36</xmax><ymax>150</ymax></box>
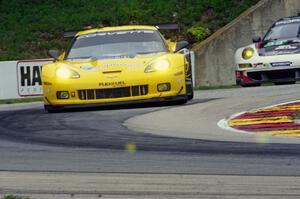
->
<box><xmin>56</xmin><ymin>67</ymin><xmax>80</xmax><ymax>79</ymax></box>
<box><xmin>144</xmin><ymin>59</ymin><xmax>170</xmax><ymax>73</ymax></box>
<box><xmin>242</xmin><ymin>48</ymin><xmax>254</xmax><ymax>60</ymax></box>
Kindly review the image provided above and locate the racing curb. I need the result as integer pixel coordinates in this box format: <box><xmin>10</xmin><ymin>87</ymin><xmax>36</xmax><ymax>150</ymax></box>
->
<box><xmin>218</xmin><ymin>100</ymin><xmax>300</xmax><ymax>138</ymax></box>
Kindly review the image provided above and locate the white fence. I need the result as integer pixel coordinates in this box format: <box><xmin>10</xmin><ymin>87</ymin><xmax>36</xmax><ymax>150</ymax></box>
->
<box><xmin>0</xmin><ymin>59</ymin><xmax>52</xmax><ymax>99</ymax></box>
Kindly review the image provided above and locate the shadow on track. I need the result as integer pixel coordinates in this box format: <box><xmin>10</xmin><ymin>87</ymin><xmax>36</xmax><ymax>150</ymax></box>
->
<box><xmin>0</xmin><ymin>98</ymin><xmax>300</xmax><ymax>156</ymax></box>
<box><xmin>48</xmin><ymin>98</ymin><xmax>215</xmax><ymax>113</ymax></box>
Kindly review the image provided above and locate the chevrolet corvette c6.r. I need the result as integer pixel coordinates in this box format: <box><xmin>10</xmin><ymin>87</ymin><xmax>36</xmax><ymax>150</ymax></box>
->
<box><xmin>235</xmin><ymin>15</ymin><xmax>300</xmax><ymax>87</ymax></box>
<box><xmin>42</xmin><ymin>25</ymin><xmax>193</xmax><ymax>112</ymax></box>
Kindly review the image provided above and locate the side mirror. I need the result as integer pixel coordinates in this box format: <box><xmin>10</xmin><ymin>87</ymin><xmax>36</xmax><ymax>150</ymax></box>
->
<box><xmin>175</xmin><ymin>41</ymin><xmax>189</xmax><ymax>52</ymax></box>
<box><xmin>48</xmin><ymin>50</ymin><xmax>61</xmax><ymax>60</ymax></box>
<box><xmin>252</xmin><ymin>36</ymin><xmax>262</xmax><ymax>43</ymax></box>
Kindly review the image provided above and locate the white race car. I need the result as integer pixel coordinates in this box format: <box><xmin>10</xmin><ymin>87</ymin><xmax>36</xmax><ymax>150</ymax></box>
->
<box><xmin>235</xmin><ymin>15</ymin><xmax>300</xmax><ymax>86</ymax></box>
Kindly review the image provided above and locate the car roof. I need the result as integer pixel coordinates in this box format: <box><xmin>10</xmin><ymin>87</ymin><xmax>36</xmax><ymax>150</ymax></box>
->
<box><xmin>76</xmin><ymin>25</ymin><xmax>157</xmax><ymax>37</ymax></box>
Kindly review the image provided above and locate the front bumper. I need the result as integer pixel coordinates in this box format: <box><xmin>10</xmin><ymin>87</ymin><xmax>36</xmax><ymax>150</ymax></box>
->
<box><xmin>45</xmin><ymin>94</ymin><xmax>187</xmax><ymax>110</ymax></box>
<box><xmin>236</xmin><ymin>67</ymin><xmax>300</xmax><ymax>85</ymax></box>
<box><xmin>43</xmin><ymin>73</ymin><xmax>187</xmax><ymax>106</ymax></box>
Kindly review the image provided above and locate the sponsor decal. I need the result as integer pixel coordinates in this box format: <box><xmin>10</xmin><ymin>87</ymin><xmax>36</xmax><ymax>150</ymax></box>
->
<box><xmin>81</xmin><ymin>63</ymin><xmax>145</xmax><ymax>71</ymax></box>
<box><xmin>270</xmin><ymin>61</ymin><xmax>292</xmax><ymax>67</ymax></box>
<box><xmin>99</xmin><ymin>81</ymin><xmax>125</xmax><ymax>87</ymax></box>
<box><xmin>269</xmin><ymin>50</ymin><xmax>298</xmax><ymax>56</ymax></box>
<box><xmin>264</xmin><ymin>40</ymin><xmax>288</xmax><ymax>48</ymax></box>
<box><xmin>98</xmin><ymin>63</ymin><xmax>144</xmax><ymax>68</ymax></box>
<box><xmin>275</xmin><ymin>45</ymin><xmax>298</xmax><ymax>51</ymax></box>
<box><xmin>17</xmin><ymin>59</ymin><xmax>53</xmax><ymax>96</ymax></box>
<box><xmin>78</xmin><ymin>30</ymin><xmax>154</xmax><ymax>39</ymax></box>
<box><xmin>81</xmin><ymin>65</ymin><xmax>95</xmax><ymax>71</ymax></box>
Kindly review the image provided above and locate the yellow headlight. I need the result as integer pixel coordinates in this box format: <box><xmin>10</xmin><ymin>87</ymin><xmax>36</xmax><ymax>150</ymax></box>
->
<box><xmin>242</xmin><ymin>48</ymin><xmax>254</xmax><ymax>60</ymax></box>
<box><xmin>56</xmin><ymin>67</ymin><xmax>80</xmax><ymax>79</ymax></box>
<box><xmin>145</xmin><ymin>60</ymin><xmax>170</xmax><ymax>73</ymax></box>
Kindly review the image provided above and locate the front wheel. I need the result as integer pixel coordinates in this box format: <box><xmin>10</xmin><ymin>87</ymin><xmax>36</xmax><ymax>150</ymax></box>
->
<box><xmin>188</xmin><ymin>92</ymin><xmax>194</xmax><ymax>100</ymax></box>
<box><xmin>186</xmin><ymin>80</ymin><xmax>194</xmax><ymax>100</ymax></box>
<box><xmin>187</xmin><ymin>85</ymin><xmax>194</xmax><ymax>100</ymax></box>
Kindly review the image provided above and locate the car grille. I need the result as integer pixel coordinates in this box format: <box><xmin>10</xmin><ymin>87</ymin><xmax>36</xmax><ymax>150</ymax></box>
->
<box><xmin>78</xmin><ymin>85</ymin><xmax>148</xmax><ymax>100</ymax></box>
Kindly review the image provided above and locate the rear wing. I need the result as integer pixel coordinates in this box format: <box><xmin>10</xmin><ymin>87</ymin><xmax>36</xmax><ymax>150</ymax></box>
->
<box><xmin>63</xmin><ymin>26</ymin><xmax>93</xmax><ymax>38</ymax></box>
<box><xmin>154</xmin><ymin>23</ymin><xmax>179</xmax><ymax>30</ymax></box>
<box><xmin>63</xmin><ymin>30</ymin><xmax>80</xmax><ymax>38</ymax></box>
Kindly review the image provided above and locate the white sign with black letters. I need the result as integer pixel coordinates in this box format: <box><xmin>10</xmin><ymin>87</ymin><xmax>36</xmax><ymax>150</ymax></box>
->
<box><xmin>17</xmin><ymin>59</ymin><xmax>53</xmax><ymax>96</ymax></box>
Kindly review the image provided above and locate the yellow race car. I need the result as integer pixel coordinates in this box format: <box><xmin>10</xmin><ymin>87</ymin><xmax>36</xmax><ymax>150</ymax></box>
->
<box><xmin>42</xmin><ymin>24</ymin><xmax>193</xmax><ymax>112</ymax></box>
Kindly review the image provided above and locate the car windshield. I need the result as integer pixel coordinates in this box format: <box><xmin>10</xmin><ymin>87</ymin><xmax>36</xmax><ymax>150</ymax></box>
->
<box><xmin>264</xmin><ymin>22</ymin><xmax>300</xmax><ymax>41</ymax></box>
<box><xmin>66</xmin><ymin>29</ymin><xmax>168</xmax><ymax>60</ymax></box>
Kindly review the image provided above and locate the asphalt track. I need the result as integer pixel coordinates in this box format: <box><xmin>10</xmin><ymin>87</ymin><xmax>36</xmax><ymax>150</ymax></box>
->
<box><xmin>1</xmin><ymin>85</ymin><xmax>300</xmax><ymax>198</ymax></box>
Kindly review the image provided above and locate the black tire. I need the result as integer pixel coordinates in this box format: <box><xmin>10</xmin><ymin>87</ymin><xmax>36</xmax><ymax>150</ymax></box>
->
<box><xmin>188</xmin><ymin>92</ymin><xmax>194</xmax><ymax>100</ymax></box>
<box><xmin>187</xmin><ymin>84</ymin><xmax>194</xmax><ymax>100</ymax></box>
<box><xmin>186</xmin><ymin>79</ymin><xmax>194</xmax><ymax>100</ymax></box>
<box><xmin>274</xmin><ymin>81</ymin><xmax>296</xmax><ymax>85</ymax></box>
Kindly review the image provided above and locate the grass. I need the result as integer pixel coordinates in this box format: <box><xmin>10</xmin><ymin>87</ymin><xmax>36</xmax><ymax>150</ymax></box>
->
<box><xmin>0</xmin><ymin>97</ymin><xmax>43</xmax><ymax>105</ymax></box>
<box><xmin>195</xmin><ymin>84</ymin><xmax>239</xmax><ymax>90</ymax></box>
<box><xmin>1</xmin><ymin>195</ymin><xmax>32</xmax><ymax>199</ymax></box>
<box><xmin>0</xmin><ymin>0</ymin><xmax>260</xmax><ymax>61</ymax></box>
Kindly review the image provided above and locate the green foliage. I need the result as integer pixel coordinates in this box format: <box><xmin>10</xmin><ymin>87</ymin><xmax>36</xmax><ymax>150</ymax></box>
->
<box><xmin>0</xmin><ymin>97</ymin><xmax>43</xmax><ymax>104</ymax></box>
<box><xmin>1</xmin><ymin>195</ymin><xmax>32</xmax><ymax>199</ymax></box>
<box><xmin>187</xmin><ymin>25</ymin><xmax>211</xmax><ymax>42</ymax></box>
<box><xmin>196</xmin><ymin>85</ymin><xmax>239</xmax><ymax>90</ymax></box>
<box><xmin>0</xmin><ymin>0</ymin><xmax>259</xmax><ymax>61</ymax></box>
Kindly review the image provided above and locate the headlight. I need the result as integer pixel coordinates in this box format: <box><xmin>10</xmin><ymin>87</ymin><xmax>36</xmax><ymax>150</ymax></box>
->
<box><xmin>242</xmin><ymin>48</ymin><xmax>254</xmax><ymax>60</ymax></box>
<box><xmin>144</xmin><ymin>59</ymin><xmax>170</xmax><ymax>73</ymax></box>
<box><xmin>56</xmin><ymin>67</ymin><xmax>80</xmax><ymax>79</ymax></box>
